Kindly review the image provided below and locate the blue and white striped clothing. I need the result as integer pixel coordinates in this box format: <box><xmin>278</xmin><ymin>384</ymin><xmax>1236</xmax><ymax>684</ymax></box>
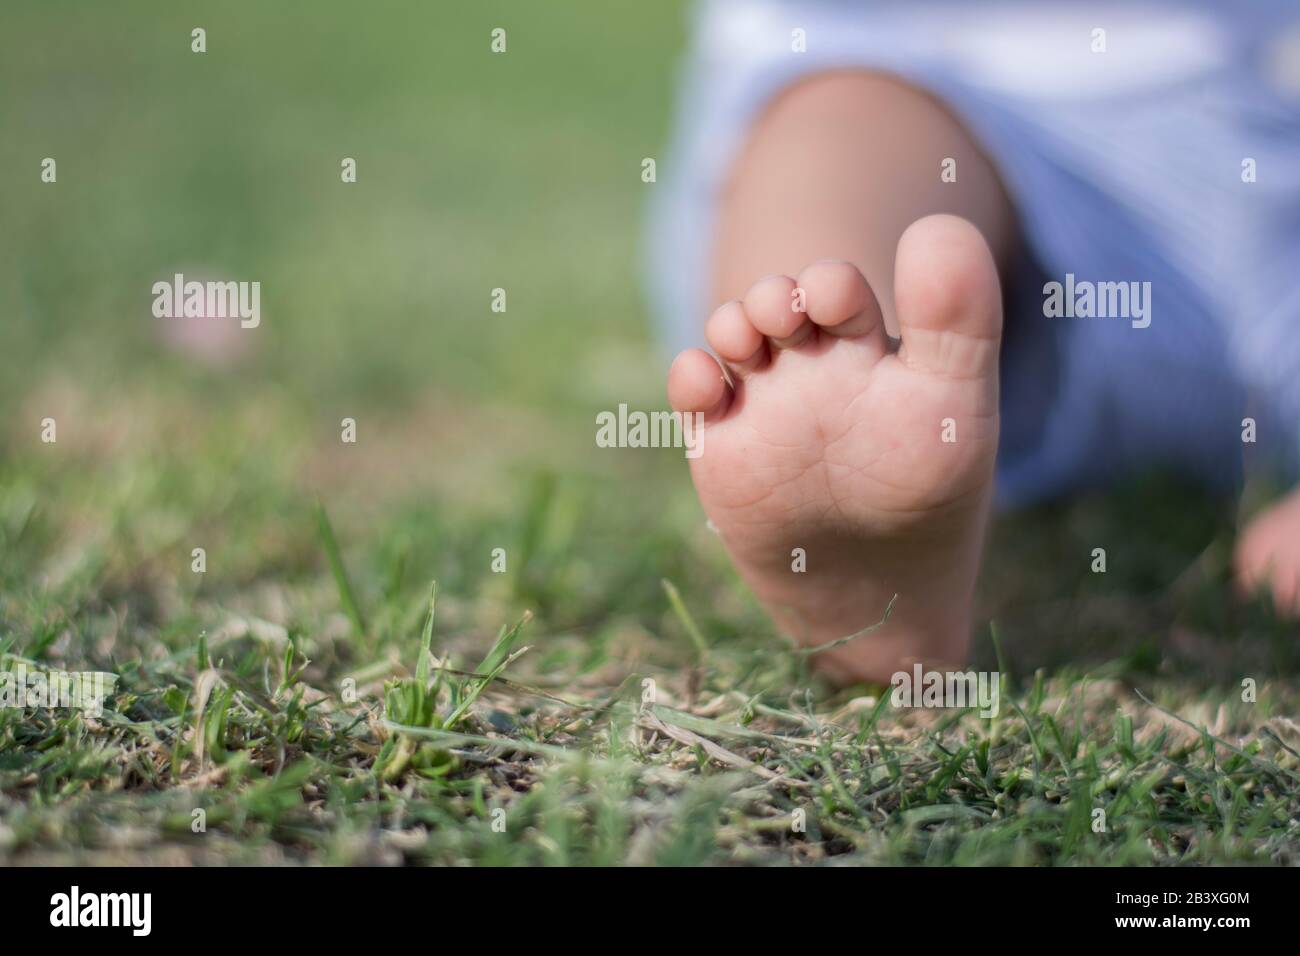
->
<box><xmin>647</xmin><ymin>0</ymin><xmax>1300</xmax><ymax>506</ymax></box>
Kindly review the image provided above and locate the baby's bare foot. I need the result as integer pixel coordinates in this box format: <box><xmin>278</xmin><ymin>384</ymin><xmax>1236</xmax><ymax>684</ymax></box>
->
<box><xmin>1235</xmin><ymin>487</ymin><xmax>1300</xmax><ymax>615</ymax></box>
<box><xmin>667</xmin><ymin>215</ymin><xmax>1002</xmax><ymax>683</ymax></box>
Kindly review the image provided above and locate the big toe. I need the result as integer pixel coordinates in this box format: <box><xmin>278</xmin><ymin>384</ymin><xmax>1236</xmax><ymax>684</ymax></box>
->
<box><xmin>894</xmin><ymin>214</ymin><xmax>1002</xmax><ymax>381</ymax></box>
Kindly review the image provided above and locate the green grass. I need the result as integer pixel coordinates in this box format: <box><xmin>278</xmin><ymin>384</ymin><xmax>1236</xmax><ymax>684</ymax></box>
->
<box><xmin>2</xmin><ymin>1</ymin><xmax>1298</xmax><ymax>866</ymax></box>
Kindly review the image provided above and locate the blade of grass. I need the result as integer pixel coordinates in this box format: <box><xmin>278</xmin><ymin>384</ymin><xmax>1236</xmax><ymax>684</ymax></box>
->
<box><xmin>315</xmin><ymin>501</ymin><xmax>367</xmax><ymax>639</ymax></box>
<box><xmin>442</xmin><ymin>610</ymin><xmax>533</xmax><ymax>729</ymax></box>
<box><xmin>661</xmin><ymin>579</ymin><xmax>708</xmax><ymax>662</ymax></box>
<box><xmin>477</xmin><ymin>609</ymin><xmax>533</xmax><ymax>676</ymax></box>
<box><xmin>415</xmin><ymin>581</ymin><xmax>437</xmax><ymax>685</ymax></box>
<box><xmin>794</xmin><ymin>594</ymin><xmax>897</xmax><ymax>656</ymax></box>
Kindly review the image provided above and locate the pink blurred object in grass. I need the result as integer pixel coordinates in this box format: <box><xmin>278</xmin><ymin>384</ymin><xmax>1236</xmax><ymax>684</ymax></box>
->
<box><xmin>153</xmin><ymin>270</ymin><xmax>258</xmax><ymax>368</ymax></box>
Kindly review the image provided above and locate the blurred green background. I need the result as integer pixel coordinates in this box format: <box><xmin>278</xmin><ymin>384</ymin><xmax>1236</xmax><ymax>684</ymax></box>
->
<box><xmin>0</xmin><ymin>0</ymin><xmax>740</xmax><ymax>690</ymax></box>
<box><xmin>1</xmin><ymin>0</ymin><xmax>682</xmax><ymax>421</ymax></box>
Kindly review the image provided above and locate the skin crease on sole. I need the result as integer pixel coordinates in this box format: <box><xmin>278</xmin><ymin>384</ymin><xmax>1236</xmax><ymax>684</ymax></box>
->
<box><xmin>668</xmin><ymin>214</ymin><xmax>1002</xmax><ymax>685</ymax></box>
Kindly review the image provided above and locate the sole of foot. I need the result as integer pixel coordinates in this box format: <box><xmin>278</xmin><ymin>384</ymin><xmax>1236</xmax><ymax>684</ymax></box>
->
<box><xmin>667</xmin><ymin>214</ymin><xmax>1003</xmax><ymax>684</ymax></box>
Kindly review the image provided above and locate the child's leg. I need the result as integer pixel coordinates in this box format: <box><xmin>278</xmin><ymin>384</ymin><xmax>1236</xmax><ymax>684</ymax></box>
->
<box><xmin>667</xmin><ymin>72</ymin><xmax>1020</xmax><ymax>683</ymax></box>
<box><xmin>710</xmin><ymin>72</ymin><xmax>1018</xmax><ymax>331</ymax></box>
